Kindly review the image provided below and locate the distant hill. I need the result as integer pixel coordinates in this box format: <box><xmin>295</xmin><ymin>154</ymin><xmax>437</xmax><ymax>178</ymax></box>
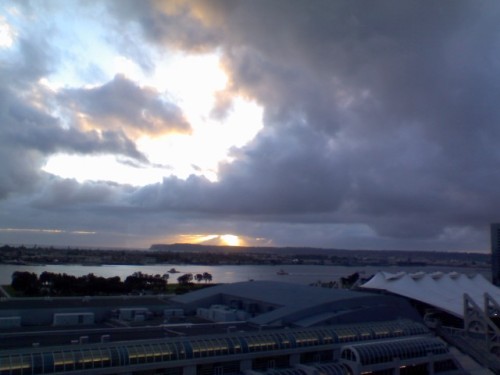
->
<box><xmin>149</xmin><ymin>243</ymin><xmax>490</xmax><ymax>263</ymax></box>
<box><xmin>150</xmin><ymin>243</ymin><xmax>330</xmax><ymax>255</ymax></box>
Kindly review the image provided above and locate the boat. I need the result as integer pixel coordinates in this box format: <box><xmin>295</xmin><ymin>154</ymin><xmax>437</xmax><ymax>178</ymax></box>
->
<box><xmin>168</xmin><ymin>268</ymin><xmax>180</xmax><ymax>273</ymax></box>
<box><xmin>276</xmin><ymin>269</ymin><xmax>289</xmax><ymax>275</ymax></box>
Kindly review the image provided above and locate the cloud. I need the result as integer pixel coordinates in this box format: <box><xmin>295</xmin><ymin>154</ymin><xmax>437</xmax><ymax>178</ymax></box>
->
<box><xmin>2</xmin><ymin>0</ymin><xmax>500</xmax><ymax>250</ymax></box>
<box><xmin>30</xmin><ymin>177</ymin><xmax>119</xmax><ymax>209</ymax></box>
<box><xmin>116</xmin><ymin>0</ymin><xmax>500</xmax><ymax>246</ymax></box>
<box><xmin>58</xmin><ymin>74</ymin><xmax>190</xmax><ymax>136</ymax></box>
<box><xmin>4</xmin><ymin>94</ymin><xmax>147</xmax><ymax>159</ymax></box>
<box><xmin>0</xmin><ymin>37</ymin><xmax>150</xmax><ymax>200</ymax></box>
<box><xmin>107</xmin><ymin>0</ymin><xmax>222</xmax><ymax>52</ymax></box>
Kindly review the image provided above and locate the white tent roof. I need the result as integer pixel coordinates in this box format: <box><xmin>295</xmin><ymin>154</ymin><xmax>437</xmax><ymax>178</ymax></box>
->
<box><xmin>360</xmin><ymin>271</ymin><xmax>500</xmax><ymax>318</ymax></box>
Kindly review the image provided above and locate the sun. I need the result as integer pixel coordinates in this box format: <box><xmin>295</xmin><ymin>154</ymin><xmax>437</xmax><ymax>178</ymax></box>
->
<box><xmin>220</xmin><ymin>234</ymin><xmax>240</xmax><ymax>247</ymax></box>
<box><xmin>175</xmin><ymin>233</ymin><xmax>244</xmax><ymax>247</ymax></box>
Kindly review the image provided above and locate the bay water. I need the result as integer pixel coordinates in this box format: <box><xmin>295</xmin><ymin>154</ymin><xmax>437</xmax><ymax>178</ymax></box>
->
<box><xmin>0</xmin><ymin>263</ymin><xmax>491</xmax><ymax>286</ymax></box>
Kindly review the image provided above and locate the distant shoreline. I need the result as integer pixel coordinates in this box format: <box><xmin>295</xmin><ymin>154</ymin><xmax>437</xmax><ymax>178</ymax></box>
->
<box><xmin>0</xmin><ymin>244</ymin><xmax>491</xmax><ymax>269</ymax></box>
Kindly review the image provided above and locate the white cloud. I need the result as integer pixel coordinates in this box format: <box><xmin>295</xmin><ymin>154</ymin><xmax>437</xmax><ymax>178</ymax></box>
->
<box><xmin>0</xmin><ymin>16</ymin><xmax>15</xmax><ymax>48</ymax></box>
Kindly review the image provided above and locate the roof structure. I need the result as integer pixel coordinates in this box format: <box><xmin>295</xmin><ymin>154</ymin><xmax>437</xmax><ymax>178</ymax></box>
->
<box><xmin>341</xmin><ymin>336</ymin><xmax>449</xmax><ymax>366</ymax></box>
<box><xmin>172</xmin><ymin>281</ymin><xmax>362</xmax><ymax>306</ymax></box>
<box><xmin>360</xmin><ymin>271</ymin><xmax>500</xmax><ymax>318</ymax></box>
<box><xmin>172</xmin><ymin>281</ymin><xmax>421</xmax><ymax>326</ymax></box>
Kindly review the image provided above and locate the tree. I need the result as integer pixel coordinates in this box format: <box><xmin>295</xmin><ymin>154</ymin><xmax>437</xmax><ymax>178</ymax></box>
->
<box><xmin>11</xmin><ymin>271</ymin><xmax>39</xmax><ymax>295</ymax></box>
<box><xmin>40</xmin><ymin>271</ymin><xmax>56</xmax><ymax>287</ymax></box>
<box><xmin>195</xmin><ymin>273</ymin><xmax>203</xmax><ymax>283</ymax></box>
<box><xmin>202</xmin><ymin>272</ymin><xmax>212</xmax><ymax>283</ymax></box>
<box><xmin>177</xmin><ymin>273</ymin><xmax>193</xmax><ymax>285</ymax></box>
<box><xmin>124</xmin><ymin>273</ymin><xmax>145</xmax><ymax>292</ymax></box>
<box><xmin>340</xmin><ymin>272</ymin><xmax>360</xmax><ymax>288</ymax></box>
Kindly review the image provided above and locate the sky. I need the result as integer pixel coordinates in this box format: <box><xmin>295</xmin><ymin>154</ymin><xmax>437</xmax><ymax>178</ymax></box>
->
<box><xmin>1</xmin><ymin>1</ymin><xmax>499</xmax><ymax>252</ymax></box>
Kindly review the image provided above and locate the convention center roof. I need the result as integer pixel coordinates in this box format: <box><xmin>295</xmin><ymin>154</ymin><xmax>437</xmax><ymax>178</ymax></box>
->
<box><xmin>172</xmin><ymin>280</ymin><xmax>421</xmax><ymax>326</ymax></box>
<box><xmin>360</xmin><ymin>271</ymin><xmax>500</xmax><ymax>318</ymax></box>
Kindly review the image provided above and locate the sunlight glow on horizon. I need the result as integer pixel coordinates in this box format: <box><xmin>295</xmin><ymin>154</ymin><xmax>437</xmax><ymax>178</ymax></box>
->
<box><xmin>220</xmin><ymin>234</ymin><xmax>241</xmax><ymax>246</ymax></box>
<box><xmin>0</xmin><ymin>227</ymin><xmax>96</xmax><ymax>235</ymax></box>
<box><xmin>176</xmin><ymin>233</ymin><xmax>243</xmax><ymax>247</ymax></box>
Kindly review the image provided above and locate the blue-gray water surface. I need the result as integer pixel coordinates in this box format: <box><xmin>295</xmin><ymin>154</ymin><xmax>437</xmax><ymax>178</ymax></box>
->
<box><xmin>0</xmin><ymin>263</ymin><xmax>491</xmax><ymax>285</ymax></box>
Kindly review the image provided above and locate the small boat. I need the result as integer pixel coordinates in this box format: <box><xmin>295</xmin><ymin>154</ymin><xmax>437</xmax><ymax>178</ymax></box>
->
<box><xmin>168</xmin><ymin>268</ymin><xmax>180</xmax><ymax>273</ymax></box>
<box><xmin>276</xmin><ymin>269</ymin><xmax>289</xmax><ymax>275</ymax></box>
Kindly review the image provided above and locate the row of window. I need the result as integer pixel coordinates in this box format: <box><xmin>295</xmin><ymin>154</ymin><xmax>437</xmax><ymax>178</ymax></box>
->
<box><xmin>0</xmin><ymin>320</ymin><xmax>428</xmax><ymax>375</ymax></box>
<box><xmin>340</xmin><ymin>337</ymin><xmax>449</xmax><ymax>365</ymax></box>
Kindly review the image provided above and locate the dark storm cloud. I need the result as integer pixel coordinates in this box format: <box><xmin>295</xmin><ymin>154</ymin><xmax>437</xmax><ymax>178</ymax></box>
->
<box><xmin>0</xmin><ymin>122</ymin><xmax>145</xmax><ymax>202</ymax></box>
<box><xmin>129</xmin><ymin>124</ymin><xmax>347</xmax><ymax>215</ymax></box>
<box><xmin>58</xmin><ymin>74</ymin><xmax>190</xmax><ymax>136</ymax></box>
<box><xmin>0</xmin><ymin>25</ymin><xmax>57</xmax><ymax>199</ymax></box>
<box><xmin>106</xmin><ymin>0</ymin><xmax>222</xmax><ymax>52</ymax></box>
<box><xmin>0</xmin><ymin>35</ymin><xmax>148</xmax><ymax>200</ymax></box>
<box><xmin>117</xmin><ymin>0</ymin><xmax>500</xmax><ymax>247</ymax></box>
<box><xmin>3</xmin><ymin>92</ymin><xmax>147</xmax><ymax>161</ymax></box>
<box><xmin>3</xmin><ymin>0</ymin><xmax>500</xmax><ymax>250</ymax></box>
<box><xmin>1</xmin><ymin>36</ymin><xmax>55</xmax><ymax>88</ymax></box>
<box><xmin>0</xmin><ymin>3</ymin><xmax>166</xmax><ymax>245</ymax></box>
<box><xmin>30</xmin><ymin>176</ymin><xmax>132</xmax><ymax>210</ymax></box>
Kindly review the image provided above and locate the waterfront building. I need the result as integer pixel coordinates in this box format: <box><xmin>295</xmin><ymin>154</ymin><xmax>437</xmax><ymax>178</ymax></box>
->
<box><xmin>170</xmin><ymin>281</ymin><xmax>422</xmax><ymax>327</ymax></box>
<box><xmin>361</xmin><ymin>271</ymin><xmax>500</xmax><ymax>372</ymax></box>
<box><xmin>0</xmin><ymin>281</ymin><xmax>467</xmax><ymax>374</ymax></box>
<box><xmin>0</xmin><ymin>320</ymin><xmax>463</xmax><ymax>375</ymax></box>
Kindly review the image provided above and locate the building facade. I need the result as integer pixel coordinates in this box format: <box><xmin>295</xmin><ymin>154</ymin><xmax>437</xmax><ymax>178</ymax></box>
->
<box><xmin>0</xmin><ymin>281</ymin><xmax>469</xmax><ymax>375</ymax></box>
<box><xmin>0</xmin><ymin>320</ymin><xmax>465</xmax><ymax>375</ymax></box>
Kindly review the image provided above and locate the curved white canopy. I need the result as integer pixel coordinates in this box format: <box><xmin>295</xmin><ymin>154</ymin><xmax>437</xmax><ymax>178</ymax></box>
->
<box><xmin>360</xmin><ymin>271</ymin><xmax>500</xmax><ymax>318</ymax></box>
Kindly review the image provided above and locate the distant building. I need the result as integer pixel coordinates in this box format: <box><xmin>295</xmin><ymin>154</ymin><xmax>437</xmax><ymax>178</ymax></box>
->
<box><xmin>492</xmin><ymin>223</ymin><xmax>500</xmax><ymax>286</ymax></box>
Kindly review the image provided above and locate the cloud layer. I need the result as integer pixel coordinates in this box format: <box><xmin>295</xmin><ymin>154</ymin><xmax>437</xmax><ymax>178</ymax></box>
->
<box><xmin>1</xmin><ymin>1</ymin><xmax>499</xmax><ymax>251</ymax></box>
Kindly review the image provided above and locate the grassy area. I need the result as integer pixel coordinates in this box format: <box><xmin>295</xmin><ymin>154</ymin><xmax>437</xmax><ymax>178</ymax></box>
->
<box><xmin>166</xmin><ymin>282</ymin><xmax>216</xmax><ymax>294</ymax></box>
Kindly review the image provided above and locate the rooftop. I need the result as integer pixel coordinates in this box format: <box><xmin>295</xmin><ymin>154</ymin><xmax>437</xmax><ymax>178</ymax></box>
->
<box><xmin>360</xmin><ymin>271</ymin><xmax>500</xmax><ymax>318</ymax></box>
